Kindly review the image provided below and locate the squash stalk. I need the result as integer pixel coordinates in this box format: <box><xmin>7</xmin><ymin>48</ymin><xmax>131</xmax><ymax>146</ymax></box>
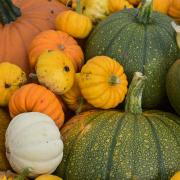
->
<box><xmin>76</xmin><ymin>0</ymin><xmax>82</xmax><ymax>14</ymax></box>
<box><xmin>0</xmin><ymin>0</ymin><xmax>21</xmax><ymax>25</ymax></box>
<box><xmin>125</xmin><ymin>72</ymin><xmax>146</xmax><ymax>114</ymax></box>
<box><xmin>136</xmin><ymin>0</ymin><xmax>153</xmax><ymax>24</ymax></box>
<box><xmin>76</xmin><ymin>97</ymin><xmax>84</xmax><ymax>114</ymax></box>
<box><xmin>109</xmin><ymin>75</ymin><xmax>121</xmax><ymax>85</ymax></box>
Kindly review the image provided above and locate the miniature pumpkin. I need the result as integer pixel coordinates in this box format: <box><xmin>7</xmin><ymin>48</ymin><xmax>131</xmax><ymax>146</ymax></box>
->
<box><xmin>171</xmin><ymin>172</ymin><xmax>180</xmax><ymax>180</ymax></box>
<box><xmin>79</xmin><ymin>56</ymin><xmax>128</xmax><ymax>109</ymax></box>
<box><xmin>56</xmin><ymin>72</ymin><xmax>180</xmax><ymax>179</ymax></box>
<box><xmin>55</xmin><ymin>0</ymin><xmax>92</xmax><ymax>38</ymax></box>
<box><xmin>36</xmin><ymin>50</ymin><xmax>75</xmax><ymax>95</ymax></box>
<box><xmin>62</xmin><ymin>73</ymin><xmax>93</xmax><ymax>114</ymax></box>
<box><xmin>108</xmin><ymin>0</ymin><xmax>133</xmax><ymax>13</ymax></box>
<box><xmin>0</xmin><ymin>0</ymin><xmax>67</xmax><ymax>73</ymax></box>
<box><xmin>0</xmin><ymin>62</ymin><xmax>27</xmax><ymax>106</ymax></box>
<box><xmin>35</xmin><ymin>174</ymin><xmax>62</xmax><ymax>180</ymax></box>
<box><xmin>5</xmin><ymin>112</ymin><xmax>64</xmax><ymax>177</ymax></box>
<box><xmin>153</xmin><ymin>0</ymin><xmax>171</xmax><ymax>14</ymax></box>
<box><xmin>8</xmin><ymin>83</ymin><xmax>64</xmax><ymax>128</ymax></box>
<box><xmin>29</xmin><ymin>30</ymin><xmax>84</xmax><ymax>72</ymax></box>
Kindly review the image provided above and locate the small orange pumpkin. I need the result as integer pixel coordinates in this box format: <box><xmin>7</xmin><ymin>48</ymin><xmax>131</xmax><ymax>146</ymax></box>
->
<box><xmin>29</xmin><ymin>30</ymin><xmax>84</xmax><ymax>72</ymax></box>
<box><xmin>79</xmin><ymin>56</ymin><xmax>128</xmax><ymax>109</ymax></box>
<box><xmin>9</xmin><ymin>83</ymin><xmax>65</xmax><ymax>128</ymax></box>
<box><xmin>55</xmin><ymin>0</ymin><xmax>93</xmax><ymax>39</ymax></box>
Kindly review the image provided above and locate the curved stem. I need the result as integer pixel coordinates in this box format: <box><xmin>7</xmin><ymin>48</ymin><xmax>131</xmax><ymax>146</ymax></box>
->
<box><xmin>76</xmin><ymin>97</ymin><xmax>84</xmax><ymax>114</ymax></box>
<box><xmin>125</xmin><ymin>72</ymin><xmax>146</xmax><ymax>114</ymax></box>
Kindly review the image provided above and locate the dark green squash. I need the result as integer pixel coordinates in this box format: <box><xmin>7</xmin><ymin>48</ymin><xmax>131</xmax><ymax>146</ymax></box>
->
<box><xmin>166</xmin><ymin>59</ymin><xmax>180</xmax><ymax>116</ymax></box>
<box><xmin>56</xmin><ymin>72</ymin><xmax>180</xmax><ymax>180</ymax></box>
<box><xmin>85</xmin><ymin>0</ymin><xmax>180</xmax><ymax>109</ymax></box>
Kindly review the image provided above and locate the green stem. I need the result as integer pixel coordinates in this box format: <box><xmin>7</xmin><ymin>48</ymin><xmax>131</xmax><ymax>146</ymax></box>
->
<box><xmin>76</xmin><ymin>97</ymin><xmax>84</xmax><ymax>114</ymax></box>
<box><xmin>136</xmin><ymin>0</ymin><xmax>153</xmax><ymax>24</ymax></box>
<box><xmin>76</xmin><ymin>0</ymin><xmax>82</xmax><ymax>14</ymax></box>
<box><xmin>125</xmin><ymin>72</ymin><xmax>146</xmax><ymax>114</ymax></box>
<box><xmin>109</xmin><ymin>74</ymin><xmax>121</xmax><ymax>86</ymax></box>
<box><xmin>14</xmin><ymin>168</ymin><xmax>30</xmax><ymax>180</ymax></box>
<box><xmin>0</xmin><ymin>0</ymin><xmax>21</xmax><ymax>25</ymax></box>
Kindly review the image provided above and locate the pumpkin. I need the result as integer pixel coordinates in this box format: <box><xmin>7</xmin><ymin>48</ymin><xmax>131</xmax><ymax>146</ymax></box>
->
<box><xmin>36</xmin><ymin>50</ymin><xmax>75</xmax><ymax>95</ymax></box>
<box><xmin>5</xmin><ymin>112</ymin><xmax>64</xmax><ymax>177</ymax></box>
<box><xmin>152</xmin><ymin>0</ymin><xmax>171</xmax><ymax>14</ymax></box>
<box><xmin>35</xmin><ymin>174</ymin><xmax>62</xmax><ymax>180</ymax></box>
<box><xmin>171</xmin><ymin>172</ymin><xmax>180</xmax><ymax>180</ymax></box>
<box><xmin>29</xmin><ymin>30</ymin><xmax>84</xmax><ymax>72</ymax></box>
<box><xmin>55</xmin><ymin>0</ymin><xmax>92</xmax><ymax>39</ymax></box>
<box><xmin>62</xmin><ymin>73</ymin><xmax>93</xmax><ymax>114</ymax></box>
<box><xmin>8</xmin><ymin>83</ymin><xmax>64</xmax><ymax>128</ymax></box>
<box><xmin>0</xmin><ymin>0</ymin><xmax>67</xmax><ymax>73</ymax></box>
<box><xmin>55</xmin><ymin>72</ymin><xmax>180</xmax><ymax>179</ymax></box>
<box><xmin>0</xmin><ymin>109</ymin><xmax>11</xmax><ymax>171</ymax></box>
<box><xmin>108</xmin><ymin>0</ymin><xmax>133</xmax><ymax>13</ymax></box>
<box><xmin>0</xmin><ymin>62</ymin><xmax>27</xmax><ymax>107</ymax></box>
<box><xmin>79</xmin><ymin>56</ymin><xmax>128</xmax><ymax>109</ymax></box>
<box><xmin>85</xmin><ymin>0</ymin><xmax>179</xmax><ymax>108</ymax></box>
<box><xmin>172</xmin><ymin>22</ymin><xmax>180</xmax><ymax>48</ymax></box>
<box><xmin>166</xmin><ymin>59</ymin><xmax>180</xmax><ymax>116</ymax></box>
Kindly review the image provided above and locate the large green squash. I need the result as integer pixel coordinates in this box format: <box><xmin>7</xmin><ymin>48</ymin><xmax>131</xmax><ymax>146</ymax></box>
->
<box><xmin>85</xmin><ymin>0</ymin><xmax>180</xmax><ymax>108</ymax></box>
<box><xmin>0</xmin><ymin>109</ymin><xmax>11</xmax><ymax>170</ymax></box>
<box><xmin>56</xmin><ymin>72</ymin><xmax>180</xmax><ymax>180</ymax></box>
<box><xmin>166</xmin><ymin>59</ymin><xmax>180</xmax><ymax>116</ymax></box>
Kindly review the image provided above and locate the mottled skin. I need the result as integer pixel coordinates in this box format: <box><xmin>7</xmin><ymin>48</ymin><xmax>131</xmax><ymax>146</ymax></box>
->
<box><xmin>166</xmin><ymin>60</ymin><xmax>180</xmax><ymax>116</ymax></box>
<box><xmin>85</xmin><ymin>8</ymin><xmax>180</xmax><ymax>108</ymax></box>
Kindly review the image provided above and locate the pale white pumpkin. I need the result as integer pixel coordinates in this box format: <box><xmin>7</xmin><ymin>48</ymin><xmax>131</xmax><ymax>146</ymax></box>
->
<box><xmin>5</xmin><ymin>112</ymin><xmax>63</xmax><ymax>177</ymax></box>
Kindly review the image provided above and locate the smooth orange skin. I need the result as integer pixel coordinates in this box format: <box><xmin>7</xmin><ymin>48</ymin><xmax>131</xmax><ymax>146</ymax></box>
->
<box><xmin>8</xmin><ymin>83</ymin><xmax>65</xmax><ymax>128</ymax></box>
<box><xmin>168</xmin><ymin>0</ymin><xmax>180</xmax><ymax>23</ymax></box>
<box><xmin>0</xmin><ymin>0</ymin><xmax>67</xmax><ymax>73</ymax></box>
<box><xmin>29</xmin><ymin>30</ymin><xmax>84</xmax><ymax>72</ymax></box>
<box><xmin>55</xmin><ymin>10</ymin><xmax>93</xmax><ymax>39</ymax></box>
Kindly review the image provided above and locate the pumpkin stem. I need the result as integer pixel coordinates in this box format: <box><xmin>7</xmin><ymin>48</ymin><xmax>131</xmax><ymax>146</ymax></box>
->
<box><xmin>109</xmin><ymin>75</ymin><xmax>121</xmax><ymax>85</ymax></box>
<box><xmin>76</xmin><ymin>0</ymin><xmax>83</xmax><ymax>14</ymax></box>
<box><xmin>0</xmin><ymin>0</ymin><xmax>21</xmax><ymax>25</ymax></box>
<box><xmin>125</xmin><ymin>72</ymin><xmax>146</xmax><ymax>114</ymax></box>
<box><xmin>136</xmin><ymin>0</ymin><xmax>153</xmax><ymax>24</ymax></box>
<box><xmin>76</xmin><ymin>97</ymin><xmax>84</xmax><ymax>114</ymax></box>
<box><xmin>14</xmin><ymin>168</ymin><xmax>30</xmax><ymax>180</ymax></box>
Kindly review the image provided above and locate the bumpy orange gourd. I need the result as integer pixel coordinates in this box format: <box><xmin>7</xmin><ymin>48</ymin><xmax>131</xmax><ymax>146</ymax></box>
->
<box><xmin>79</xmin><ymin>56</ymin><xmax>128</xmax><ymax>109</ymax></box>
<box><xmin>55</xmin><ymin>0</ymin><xmax>92</xmax><ymax>38</ymax></box>
<box><xmin>62</xmin><ymin>73</ymin><xmax>93</xmax><ymax>114</ymax></box>
<box><xmin>0</xmin><ymin>0</ymin><xmax>67</xmax><ymax>73</ymax></box>
<box><xmin>36</xmin><ymin>50</ymin><xmax>75</xmax><ymax>95</ymax></box>
<box><xmin>9</xmin><ymin>83</ymin><xmax>64</xmax><ymax>128</ymax></box>
<box><xmin>108</xmin><ymin>0</ymin><xmax>133</xmax><ymax>13</ymax></box>
<box><xmin>29</xmin><ymin>30</ymin><xmax>84</xmax><ymax>72</ymax></box>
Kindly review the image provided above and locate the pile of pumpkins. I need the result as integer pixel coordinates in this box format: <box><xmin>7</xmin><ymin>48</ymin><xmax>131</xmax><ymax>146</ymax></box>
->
<box><xmin>0</xmin><ymin>0</ymin><xmax>180</xmax><ymax>179</ymax></box>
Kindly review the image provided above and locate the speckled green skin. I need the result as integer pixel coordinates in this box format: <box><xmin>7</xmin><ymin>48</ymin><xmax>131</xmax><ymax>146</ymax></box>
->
<box><xmin>56</xmin><ymin>110</ymin><xmax>180</xmax><ymax>180</ymax></box>
<box><xmin>85</xmin><ymin>9</ymin><xmax>180</xmax><ymax>109</ymax></box>
<box><xmin>166</xmin><ymin>60</ymin><xmax>180</xmax><ymax>116</ymax></box>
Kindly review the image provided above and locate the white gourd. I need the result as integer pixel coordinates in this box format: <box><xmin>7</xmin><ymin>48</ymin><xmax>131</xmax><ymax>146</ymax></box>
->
<box><xmin>5</xmin><ymin>112</ymin><xmax>63</xmax><ymax>177</ymax></box>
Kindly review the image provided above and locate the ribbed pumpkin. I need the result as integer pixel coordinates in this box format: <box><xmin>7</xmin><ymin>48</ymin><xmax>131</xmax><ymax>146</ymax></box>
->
<box><xmin>0</xmin><ymin>0</ymin><xmax>67</xmax><ymax>73</ymax></box>
<box><xmin>0</xmin><ymin>109</ymin><xmax>11</xmax><ymax>171</ymax></box>
<box><xmin>85</xmin><ymin>0</ymin><xmax>180</xmax><ymax>108</ymax></box>
<box><xmin>55</xmin><ymin>72</ymin><xmax>180</xmax><ymax>179</ymax></box>
<box><xmin>29</xmin><ymin>30</ymin><xmax>84</xmax><ymax>72</ymax></box>
<box><xmin>8</xmin><ymin>83</ymin><xmax>64</xmax><ymax>128</ymax></box>
<box><xmin>0</xmin><ymin>62</ymin><xmax>27</xmax><ymax>106</ymax></box>
<box><xmin>166</xmin><ymin>60</ymin><xmax>180</xmax><ymax>116</ymax></box>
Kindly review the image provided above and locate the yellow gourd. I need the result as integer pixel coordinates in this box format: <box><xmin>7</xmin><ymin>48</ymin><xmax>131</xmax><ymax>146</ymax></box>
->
<box><xmin>36</xmin><ymin>50</ymin><xmax>75</xmax><ymax>95</ymax></box>
<box><xmin>79</xmin><ymin>56</ymin><xmax>128</xmax><ymax>109</ymax></box>
<box><xmin>35</xmin><ymin>174</ymin><xmax>62</xmax><ymax>180</ymax></box>
<box><xmin>62</xmin><ymin>73</ymin><xmax>93</xmax><ymax>114</ymax></box>
<box><xmin>170</xmin><ymin>171</ymin><xmax>180</xmax><ymax>180</ymax></box>
<box><xmin>0</xmin><ymin>62</ymin><xmax>27</xmax><ymax>106</ymax></box>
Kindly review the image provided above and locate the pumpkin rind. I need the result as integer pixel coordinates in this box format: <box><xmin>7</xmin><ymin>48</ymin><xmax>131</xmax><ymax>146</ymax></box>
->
<box><xmin>29</xmin><ymin>30</ymin><xmax>84</xmax><ymax>72</ymax></box>
<box><xmin>0</xmin><ymin>62</ymin><xmax>27</xmax><ymax>106</ymax></box>
<box><xmin>8</xmin><ymin>83</ymin><xmax>64</xmax><ymax>128</ymax></box>
<box><xmin>85</xmin><ymin>8</ymin><xmax>179</xmax><ymax>108</ymax></box>
<box><xmin>166</xmin><ymin>59</ymin><xmax>180</xmax><ymax>116</ymax></box>
<box><xmin>0</xmin><ymin>0</ymin><xmax>67</xmax><ymax>73</ymax></box>
<box><xmin>55</xmin><ymin>72</ymin><xmax>180</xmax><ymax>179</ymax></box>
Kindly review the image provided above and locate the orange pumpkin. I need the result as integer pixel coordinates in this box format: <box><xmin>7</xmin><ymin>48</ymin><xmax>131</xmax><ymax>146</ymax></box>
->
<box><xmin>0</xmin><ymin>0</ymin><xmax>67</xmax><ymax>73</ymax></box>
<box><xmin>9</xmin><ymin>83</ymin><xmax>65</xmax><ymax>128</ymax></box>
<box><xmin>29</xmin><ymin>30</ymin><xmax>84</xmax><ymax>72</ymax></box>
<box><xmin>168</xmin><ymin>0</ymin><xmax>180</xmax><ymax>23</ymax></box>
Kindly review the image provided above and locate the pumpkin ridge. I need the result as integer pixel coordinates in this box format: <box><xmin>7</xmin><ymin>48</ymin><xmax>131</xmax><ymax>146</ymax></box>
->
<box><xmin>63</xmin><ymin>111</ymin><xmax>107</xmax><ymax>178</ymax></box>
<box><xmin>152</xmin><ymin>115</ymin><xmax>180</xmax><ymax>147</ymax></box>
<box><xmin>105</xmin><ymin>114</ymin><xmax>126</xmax><ymax>179</ymax></box>
<box><xmin>145</xmin><ymin>116</ymin><xmax>166</xmax><ymax>179</ymax></box>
